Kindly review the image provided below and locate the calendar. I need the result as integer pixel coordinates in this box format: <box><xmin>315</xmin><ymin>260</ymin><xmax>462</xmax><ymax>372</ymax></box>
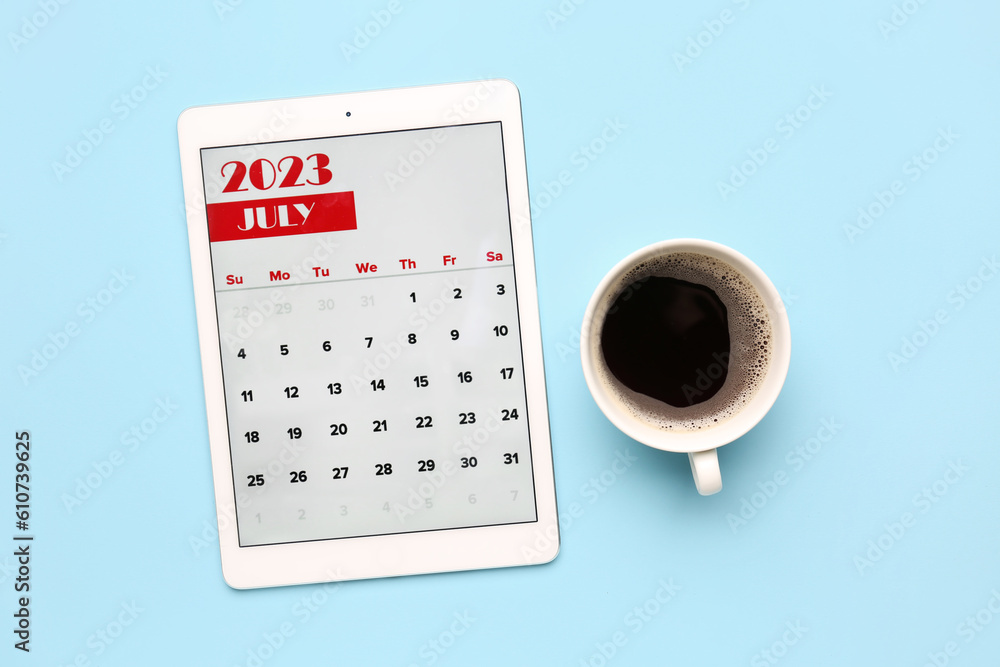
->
<box><xmin>179</xmin><ymin>81</ymin><xmax>559</xmax><ymax>586</ymax></box>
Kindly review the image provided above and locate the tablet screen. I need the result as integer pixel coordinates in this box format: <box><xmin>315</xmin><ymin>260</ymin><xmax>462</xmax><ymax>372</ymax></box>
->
<box><xmin>199</xmin><ymin>121</ymin><xmax>540</xmax><ymax>547</ymax></box>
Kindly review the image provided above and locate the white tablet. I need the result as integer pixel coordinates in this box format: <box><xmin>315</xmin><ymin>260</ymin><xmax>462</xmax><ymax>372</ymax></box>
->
<box><xmin>178</xmin><ymin>80</ymin><xmax>559</xmax><ymax>588</ymax></box>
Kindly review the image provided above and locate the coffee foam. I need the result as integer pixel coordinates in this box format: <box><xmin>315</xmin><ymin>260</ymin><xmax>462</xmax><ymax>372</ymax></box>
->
<box><xmin>593</xmin><ymin>252</ymin><xmax>772</xmax><ymax>431</ymax></box>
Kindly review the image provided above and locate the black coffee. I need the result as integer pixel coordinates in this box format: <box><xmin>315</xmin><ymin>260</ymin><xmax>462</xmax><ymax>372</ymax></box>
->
<box><xmin>601</xmin><ymin>277</ymin><xmax>730</xmax><ymax>408</ymax></box>
<box><xmin>592</xmin><ymin>252</ymin><xmax>771</xmax><ymax>431</ymax></box>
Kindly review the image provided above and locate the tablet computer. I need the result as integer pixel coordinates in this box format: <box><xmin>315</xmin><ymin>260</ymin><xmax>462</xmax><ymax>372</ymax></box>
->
<box><xmin>178</xmin><ymin>80</ymin><xmax>559</xmax><ymax>588</ymax></box>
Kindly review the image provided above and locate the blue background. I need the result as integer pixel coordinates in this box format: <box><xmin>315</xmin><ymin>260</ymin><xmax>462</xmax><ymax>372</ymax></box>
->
<box><xmin>2</xmin><ymin>1</ymin><xmax>998</xmax><ymax>665</ymax></box>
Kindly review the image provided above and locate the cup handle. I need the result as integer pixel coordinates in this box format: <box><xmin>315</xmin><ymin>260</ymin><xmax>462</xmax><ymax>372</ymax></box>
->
<box><xmin>688</xmin><ymin>449</ymin><xmax>722</xmax><ymax>496</ymax></box>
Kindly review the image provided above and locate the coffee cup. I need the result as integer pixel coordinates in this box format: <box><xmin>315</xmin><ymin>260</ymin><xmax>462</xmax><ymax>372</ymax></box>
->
<box><xmin>580</xmin><ymin>239</ymin><xmax>791</xmax><ymax>495</ymax></box>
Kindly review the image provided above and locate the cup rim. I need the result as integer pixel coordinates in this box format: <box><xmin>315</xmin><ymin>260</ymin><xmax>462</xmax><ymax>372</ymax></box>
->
<box><xmin>580</xmin><ymin>238</ymin><xmax>791</xmax><ymax>454</ymax></box>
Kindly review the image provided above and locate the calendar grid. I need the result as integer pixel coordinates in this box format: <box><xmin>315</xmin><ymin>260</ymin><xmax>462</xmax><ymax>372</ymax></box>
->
<box><xmin>212</xmin><ymin>267</ymin><xmax>540</xmax><ymax>547</ymax></box>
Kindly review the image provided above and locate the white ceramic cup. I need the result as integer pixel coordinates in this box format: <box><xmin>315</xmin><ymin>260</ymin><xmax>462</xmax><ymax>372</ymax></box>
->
<box><xmin>580</xmin><ymin>239</ymin><xmax>791</xmax><ymax>495</ymax></box>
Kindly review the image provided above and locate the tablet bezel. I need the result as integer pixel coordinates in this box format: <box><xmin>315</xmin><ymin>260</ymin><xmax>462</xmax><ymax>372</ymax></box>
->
<box><xmin>178</xmin><ymin>80</ymin><xmax>559</xmax><ymax>588</ymax></box>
